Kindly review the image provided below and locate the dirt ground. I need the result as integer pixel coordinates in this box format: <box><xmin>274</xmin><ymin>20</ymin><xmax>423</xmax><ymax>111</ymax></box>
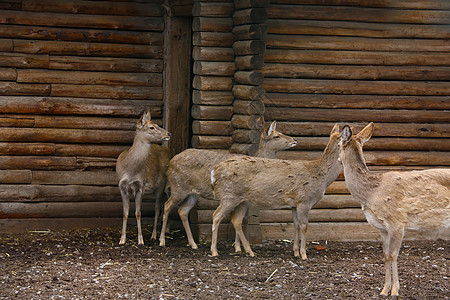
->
<box><xmin>0</xmin><ymin>225</ymin><xmax>448</xmax><ymax>299</ymax></box>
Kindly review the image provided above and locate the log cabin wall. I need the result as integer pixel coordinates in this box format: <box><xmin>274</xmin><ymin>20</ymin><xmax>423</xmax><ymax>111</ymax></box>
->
<box><xmin>259</xmin><ymin>0</ymin><xmax>450</xmax><ymax>241</ymax></box>
<box><xmin>0</xmin><ymin>0</ymin><xmax>167</xmax><ymax>231</ymax></box>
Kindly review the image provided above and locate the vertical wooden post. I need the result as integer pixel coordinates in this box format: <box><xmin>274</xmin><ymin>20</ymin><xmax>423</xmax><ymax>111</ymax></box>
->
<box><xmin>163</xmin><ymin>8</ymin><xmax>192</xmax><ymax>156</ymax></box>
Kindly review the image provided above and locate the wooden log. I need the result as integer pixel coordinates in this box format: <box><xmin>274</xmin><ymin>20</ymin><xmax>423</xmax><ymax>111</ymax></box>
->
<box><xmin>233</xmin><ymin>84</ymin><xmax>265</xmax><ymax>100</ymax></box>
<box><xmin>14</xmin><ymin>40</ymin><xmax>163</xmax><ymax>58</ymax></box>
<box><xmin>192</xmin><ymin>17</ymin><xmax>232</xmax><ymax>32</ymax></box>
<box><xmin>268</xmin><ymin>5</ymin><xmax>450</xmax><ymax>25</ymax></box>
<box><xmin>232</xmin><ymin>129</ymin><xmax>261</xmax><ymax>144</ymax></box>
<box><xmin>191</xmin><ymin>135</ymin><xmax>233</xmax><ymax>149</ymax></box>
<box><xmin>193</xmin><ymin>61</ymin><xmax>235</xmax><ymax>76</ymax></box>
<box><xmin>33</xmin><ymin>115</ymin><xmax>138</xmax><ymax>130</ymax></box>
<box><xmin>270</xmin><ymin>0</ymin><xmax>450</xmax><ymax>10</ymax></box>
<box><xmin>267</xmin><ymin>19</ymin><xmax>450</xmax><ymax>39</ymax></box>
<box><xmin>21</xmin><ymin>0</ymin><xmax>165</xmax><ymax>17</ymax></box>
<box><xmin>49</xmin><ymin>56</ymin><xmax>163</xmax><ymax>72</ymax></box>
<box><xmin>0</xmin><ymin>170</ymin><xmax>32</xmax><ymax>184</ymax></box>
<box><xmin>266</xmin><ymin>35</ymin><xmax>450</xmax><ymax>52</ymax></box>
<box><xmin>233</xmin><ymin>8</ymin><xmax>267</xmax><ymax>25</ymax></box>
<box><xmin>17</xmin><ymin>69</ymin><xmax>162</xmax><ymax>86</ymax></box>
<box><xmin>0</xmin><ymin>96</ymin><xmax>163</xmax><ymax>117</ymax></box>
<box><xmin>51</xmin><ymin>84</ymin><xmax>163</xmax><ymax>100</ymax></box>
<box><xmin>0</xmin><ymin>52</ymin><xmax>49</xmax><ymax>68</ymax></box>
<box><xmin>233</xmin><ymin>99</ymin><xmax>265</xmax><ymax>115</ymax></box>
<box><xmin>0</xmin><ymin>38</ymin><xmax>13</xmax><ymax>51</ymax></box>
<box><xmin>325</xmin><ymin>181</ymin><xmax>349</xmax><ymax>195</ymax></box>
<box><xmin>191</xmin><ymin>105</ymin><xmax>233</xmax><ymax>120</ymax></box>
<box><xmin>265</xmin><ymin>107</ymin><xmax>450</xmax><ymax>123</ymax></box>
<box><xmin>235</xmin><ymin>0</ymin><xmax>270</xmax><ymax>9</ymax></box>
<box><xmin>192</xmin><ymin>90</ymin><xmax>234</xmax><ymax>105</ymax></box>
<box><xmin>0</xmin><ymin>82</ymin><xmax>51</xmax><ymax>96</ymax></box>
<box><xmin>233</xmin><ymin>40</ymin><xmax>266</xmax><ymax>55</ymax></box>
<box><xmin>193</xmin><ymin>2</ymin><xmax>234</xmax><ymax>17</ymax></box>
<box><xmin>193</xmin><ymin>46</ymin><xmax>234</xmax><ymax>61</ymax></box>
<box><xmin>0</xmin><ymin>115</ymin><xmax>35</xmax><ymax>128</ymax></box>
<box><xmin>235</xmin><ymin>55</ymin><xmax>264</xmax><ymax>70</ymax></box>
<box><xmin>234</xmin><ymin>71</ymin><xmax>263</xmax><ymax>85</ymax></box>
<box><xmin>31</xmin><ymin>171</ymin><xmax>116</xmax><ymax>186</ymax></box>
<box><xmin>263</xmin><ymin>64</ymin><xmax>450</xmax><ymax>81</ymax></box>
<box><xmin>0</xmin><ymin>10</ymin><xmax>165</xmax><ymax>31</ymax></box>
<box><xmin>263</xmin><ymin>93</ymin><xmax>450</xmax><ymax>110</ymax></box>
<box><xmin>192</xmin><ymin>76</ymin><xmax>233</xmax><ymax>91</ymax></box>
<box><xmin>264</xmin><ymin>49</ymin><xmax>450</xmax><ymax>66</ymax></box>
<box><xmin>0</xmin><ymin>24</ymin><xmax>164</xmax><ymax>45</ymax></box>
<box><xmin>231</xmin><ymin>114</ymin><xmax>264</xmax><ymax>130</ymax></box>
<box><xmin>0</xmin><ymin>68</ymin><xmax>17</xmax><ymax>80</ymax></box>
<box><xmin>0</xmin><ymin>156</ymin><xmax>78</xmax><ymax>171</ymax></box>
<box><xmin>192</xmin><ymin>120</ymin><xmax>233</xmax><ymax>135</ymax></box>
<box><xmin>76</xmin><ymin>157</ymin><xmax>116</xmax><ymax>171</ymax></box>
<box><xmin>232</xmin><ymin>24</ymin><xmax>267</xmax><ymax>40</ymax></box>
<box><xmin>193</xmin><ymin>32</ymin><xmax>234</xmax><ymax>47</ymax></box>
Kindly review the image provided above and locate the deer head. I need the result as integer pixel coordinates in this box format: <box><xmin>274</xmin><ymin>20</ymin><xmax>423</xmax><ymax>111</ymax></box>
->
<box><xmin>260</xmin><ymin>121</ymin><xmax>298</xmax><ymax>151</ymax></box>
<box><xmin>136</xmin><ymin>111</ymin><xmax>171</xmax><ymax>143</ymax></box>
<box><xmin>340</xmin><ymin>122</ymin><xmax>374</xmax><ymax>166</ymax></box>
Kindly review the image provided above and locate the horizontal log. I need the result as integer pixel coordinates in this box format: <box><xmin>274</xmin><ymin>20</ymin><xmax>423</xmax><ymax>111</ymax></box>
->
<box><xmin>192</xmin><ymin>120</ymin><xmax>233</xmax><ymax>135</ymax></box>
<box><xmin>191</xmin><ymin>135</ymin><xmax>233</xmax><ymax>149</ymax></box>
<box><xmin>0</xmin><ymin>38</ymin><xmax>13</xmax><ymax>51</ymax></box>
<box><xmin>232</xmin><ymin>129</ymin><xmax>261</xmax><ymax>144</ymax></box>
<box><xmin>0</xmin><ymin>10</ymin><xmax>164</xmax><ymax>31</ymax></box>
<box><xmin>278</xmin><ymin>151</ymin><xmax>450</xmax><ymax>166</ymax></box>
<box><xmin>232</xmin><ymin>24</ymin><xmax>267</xmax><ymax>40</ymax></box>
<box><xmin>0</xmin><ymin>82</ymin><xmax>50</xmax><ymax>96</ymax></box>
<box><xmin>234</xmin><ymin>71</ymin><xmax>263</xmax><ymax>85</ymax></box>
<box><xmin>233</xmin><ymin>99</ymin><xmax>265</xmax><ymax>115</ymax></box>
<box><xmin>0</xmin><ymin>170</ymin><xmax>32</xmax><ymax>184</ymax></box>
<box><xmin>193</xmin><ymin>76</ymin><xmax>233</xmax><ymax>91</ymax></box>
<box><xmin>193</xmin><ymin>61</ymin><xmax>235</xmax><ymax>76</ymax></box>
<box><xmin>0</xmin><ymin>156</ymin><xmax>78</xmax><ymax>171</ymax></box>
<box><xmin>231</xmin><ymin>114</ymin><xmax>264</xmax><ymax>130</ymax></box>
<box><xmin>21</xmin><ymin>0</ymin><xmax>164</xmax><ymax>17</ymax></box>
<box><xmin>235</xmin><ymin>55</ymin><xmax>264</xmax><ymax>70</ymax></box>
<box><xmin>33</xmin><ymin>115</ymin><xmax>138</xmax><ymax>130</ymax></box>
<box><xmin>0</xmin><ymin>68</ymin><xmax>16</xmax><ymax>80</ymax></box>
<box><xmin>17</xmin><ymin>69</ymin><xmax>162</xmax><ymax>86</ymax></box>
<box><xmin>268</xmin><ymin>5</ymin><xmax>450</xmax><ymax>25</ymax></box>
<box><xmin>0</xmin><ymin>52</ymin><xmax>49</xmax><ymax>68</ymax></box>
<box><xmin>263</xmin><ymin>64</ymin><xmax>450</xmax><ymax>81</ymax></box>
<box><xmin>0</xmin><ymin>128</ymin><xmax>133</xmax><ymax>144</ymax></box>
<box><xmin>31</xmin><ymin>171</ymin><xmax>116</xmax><ymax>186</ymax></box>
<box><xmin>233</xmin><ymin>8</ymin><xmax>267</xmax><ymax>26</ymax></box>
<box><xmin>263</xmin><ymin>94</ymin><xmax>450</xmax><ymax>110</ymax></box>
<box><xmin>264</xmin><ymin>49</ymin><xmax>450</xmax><ymax>66</ymax></box>
<box><xmin>235</xmin><ymin>0</ymin><xmax>270</xmax><ymax>9</ymax></box>
<box><xmin>325</xmin><ymin>181</ymin><xmax>349</xmax><ymax>195</ymax></box>
<box><xmin>192</xmin><ymin>17</ymin><xmax>232</xmax><ymax>32</ymax></box>
<box><xmin>192</xmin><ymin>90</ymin><xmax>234</xmax><ymax>105</ymax></box>
<box><xmin>266</xmin><ymin>35</ymin><xmax>450</xmax><ymax>52</ymax></box>
<box><xmin>14</xmin><ymin>40</ymin><xmax>163</xmax><ymax>58</ymax></box>
<box><xmin>192</xmin><ymin>2</ymin><xmax>234</xmax><ymax>17</ymax></box>
<box><xmin>275</xmin><ymin>122</ymin><xmax>450</xmax><ymax>138</ymax></box>
<box><xmin>0</xmin><ymin>24</ymin><xmax>163</xmax><ymax>45</ymax></box>
<box><xmin>267</xmin><ymin>19</ymin><xmax>450</xmax><ymax>39</ymax></box>
<box><xmin>233</xmin><ymin>84</ymin><xmax>265</xmax><ymax>100</ymax></box>
<box><xmin>233</xmin><ymin>40</ymin><xmax>266</xmax><ymax>55</ymax></box>
<box><xmin>49</xmin><ymin>56</ymin><xmax>163</xmax><ymax>72</ymax></box>
<box><xmin>0</xmin><ymin>115</ymin><xmax>35</xmax><ymax>128</ymax></box>
<box><xmin>191</xmin><ymin>105</ymin><xmax>233</xmax><ymax>120</ymax></box>
<box><xmin>0</xmin><ymin>96</ymin><xmax>163</xmax><ymax>117</ymax></box>
<box><xmin>263</xmin><ymin>78</ymin><xmax>450</xmax><ymax>96</ymax></box>
<box><xmin>192</xmin><ymin>46</ymin><xmax>234</xmax><ymax>61</ymax></box>
<box><xmin>270</xmin><ymin>0</ymin><xmax>450</xmax><ymax>10</ymax></box>
<box><xmin>51</xmin><ymin>84</ymin><xmax>163</xmax><ymax>100</ymax></box>
<box><xmin>265</xmin><ymin>107</ymin><xmax>450</xmax><ymax>123</ymax></box>
<box><xmin>193</xmin><ymin>32</ymin><xmax>234</xmax><ymax>47</ymax></box>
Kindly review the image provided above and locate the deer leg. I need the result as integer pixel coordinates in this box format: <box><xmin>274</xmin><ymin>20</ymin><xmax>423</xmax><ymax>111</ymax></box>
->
<box><xmin>292</xmin><ymin>208</ymin><xmax>300</xmax><ymax>258</ymax></box>
<box><xmin>211</xmin><ymin>199</ymin><xmax>237</xmax><ymax>257</ymax></box>
<box><xmin>119</xmin><ymin>181</ymin><xmax>130</xmax><ymax>245</ymax></box>
<box><xmin>296</xmin><ymin>206</ymin><xmax>309</xmax><ymax>260</ymax></box>
<box><xmin>178</xmin><ymin>195</ymin><xmax>199</xmax><ymax>249</ymax></box>
<box><xmin>231</xmin><ymin>202</ymin><xmax>254</xmax><ymax>256</ymax></box>
<box><xmin>132</xmin><ymin>182</ymin><xmax>145</xmax><ymax>245</ymax></box>
<box><xmin>379</xmin><ymin>229</ymin><xmax>392</xmax><ymax>296</ymax></box>
<box><xmin>151</xmin><ymin>188</ymin><xmax>164</xmax><ymax>240</ymax></box>
<box><xmin>389</xmin><ymin>227</ymin><xmax>404</xmax><ymax>297</ymax></box>
<box><xmin>159</xmin><ymin>192</ymin><xmax>183</xmax><ymax>247</ymax></box>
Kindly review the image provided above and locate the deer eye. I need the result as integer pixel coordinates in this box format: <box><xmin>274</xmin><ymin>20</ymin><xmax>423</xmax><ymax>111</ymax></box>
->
<box><xmin>274</xmin><ymin>136</ymin><xmax>281</xmax><ymax>139</ymax></box>
<box><xmin>149</xmin><ymin>126</ymin><xmax>155</xmax><ymax>130</ymax></box>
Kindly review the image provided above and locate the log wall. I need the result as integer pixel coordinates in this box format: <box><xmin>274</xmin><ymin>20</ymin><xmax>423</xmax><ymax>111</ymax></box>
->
<box><xmin>0</xmin><ymin>0</ymin><xmax>167</xmax><ymax>230</ymax></box>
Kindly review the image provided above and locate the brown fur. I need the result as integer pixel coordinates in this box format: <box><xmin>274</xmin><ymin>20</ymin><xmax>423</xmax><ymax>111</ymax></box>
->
<box><xmin>340</xmin><ymin>122</ymin><xmax>450</xmax><ymax>297</ymax></box>
<box><xmin>159</xmin><ymin>121</ymin><xmax>297</xmax><ymax>249</ymax></box>
<box><xmin>210</xmin><ymin>124</ymin><xmax>341</xmax><ymax>259</ymax></box>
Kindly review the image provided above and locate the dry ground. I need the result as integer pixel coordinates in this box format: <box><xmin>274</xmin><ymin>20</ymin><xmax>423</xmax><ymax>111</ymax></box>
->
<box><xmin>0</xmin><ymin>225</ymin><xmax>448</xmax><ymax>299</ymax></box>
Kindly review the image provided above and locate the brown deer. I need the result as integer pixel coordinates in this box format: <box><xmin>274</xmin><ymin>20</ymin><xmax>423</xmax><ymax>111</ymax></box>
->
<box><xmin>159</xmin><ymin>121</ymin><xmax>297</xmax><ymax>249</ymax></box>
<box><xmin>210</xmin><ymin>124</ymin><xmax>341</xmax><ymax>259</ymax></box>
<box><xmin>116</xmin><ymin>111</ymin><xmax>171</xmax><ymax>245</ymax></box>
<box><xmin>339</xmin><ymin>122</ymin><xmax>449</xmax><ymax>297</ymax></box>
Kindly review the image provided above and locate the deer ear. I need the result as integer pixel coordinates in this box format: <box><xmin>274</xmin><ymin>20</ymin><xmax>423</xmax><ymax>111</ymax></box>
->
<box><xmin>330</xmin><ymin>123</ymin><xmax>339</xmax><ymax>135</ymax></box>
<box><xmin>267</xmin><ymin>121</ymin><xmax>277</xmax><ymax>136</ymax></box>
<box><xmin>357</xmin><ymin>122</ymin><xmax>374</xmax><ymax>145</ymax></box>
<box><xmin>341</xmin><ymin>125</ymin><xmax>352</xmax><ymax>143</ymax></box>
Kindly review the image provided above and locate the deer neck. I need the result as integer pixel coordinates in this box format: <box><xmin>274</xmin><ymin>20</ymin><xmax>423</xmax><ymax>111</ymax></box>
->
<box><xmin>126</xmin><ymin>134</ymin><xmax>152</xmax><ymax>169</ymax></box>
<box><xmin>317</xmin><ymin>142</ymin><xmax>342</xmax><ymax>187</ymax></box>
<box><xmin>254</xmin><ymin>143</ymin><xmax>276</xmax><ymax>159</ymax></box>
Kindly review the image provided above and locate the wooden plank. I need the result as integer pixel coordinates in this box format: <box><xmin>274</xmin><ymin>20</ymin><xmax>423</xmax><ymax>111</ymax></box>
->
<box><xmin>192</xmin><ymin>120</ymin><xmax>233</xmax><ymax>135</ymax></box>
<box><xmin>193</xmin><ymin>76</ymin><xmax>233</xmax><ymax>91</ymax></box>
<box><xmin>0</xmin><ymin>82</ymin><xmax>50</xmax><ymax>96</ymax></box>
<box><xmin>191</xmin><ymin>105</ymin><xmax>233</xmax><ymax>120</ymax></box>
<box><xmin>193</xmin><ymin>61</ymin><xmax>235</xmax><ymax>76</ymax></box>
<box><xmin>192</xmin><ymin>90</ymin><xmax>234</xmax><ymax>105</ymax></box>
<box><xmin>0</xmin><ymin>96</ymin><xmax>163</xmax><ymax>116</ymax></box>
<box><xmin>51</xmin><ymin>84</ymin><xmax>163</xmax><ymax>100</ymax></box>
<box><xmin>267</xmin><ymin>19</ymin><xmax>450</xmax><ymax>39</ymax></box>
<box><xmin>264</xmin><ymin>49</ymin><xmax>450</xmax><ymax>66</ymax></box>
<box><xmin>14</xmin><ymin>40</ymin><xmax>163</xmax><ymax>58</ymax></box>
<box><xmin>191</xmin><ymin>135</ymin><xmax>233</xmax><ymax>149</ymax></box>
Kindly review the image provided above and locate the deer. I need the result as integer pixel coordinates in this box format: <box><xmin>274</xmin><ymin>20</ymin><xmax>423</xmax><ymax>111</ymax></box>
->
<box><xmin>339</xmin><ymin>122</ymin><xmax>449</xmax><ymax>297</ymax></box>
<box><xmin>210</xmin><ymin>124</ymin><xmax>342</xmax><ymax>259</ymax></box>
<box><xmin>159</xmin><ymin>121</ymin><xmax>298</xmax><ymax>249</ymax></box>
<box><xmin>116</xmin><ymin>111</ymin><xmax>172</xmax><ymax>245</ymax></box>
